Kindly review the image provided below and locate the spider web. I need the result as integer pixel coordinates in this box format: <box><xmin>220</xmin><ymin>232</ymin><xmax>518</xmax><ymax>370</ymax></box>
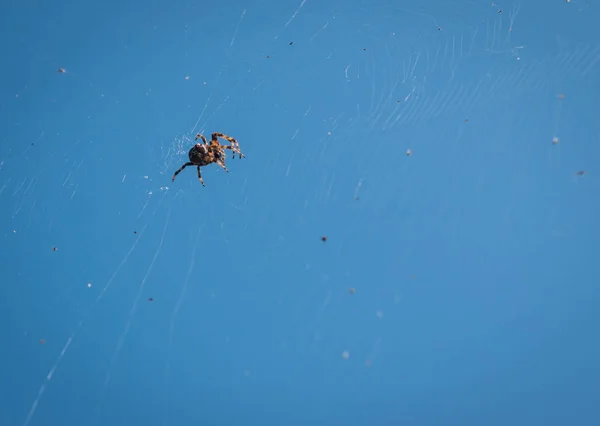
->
<box><xmin>2</xmin><ymin>0</ymin><xmax>599</xmax><ymax>425</ymax></box>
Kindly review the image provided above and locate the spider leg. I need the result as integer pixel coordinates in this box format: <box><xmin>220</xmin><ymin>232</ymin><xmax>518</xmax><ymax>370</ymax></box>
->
<box><xmin>197</xmin><ymin>166</ymin><xmax>206</xmax><ymax>186</ymax></box>
<box><xmin>215</xmin><ymin>160</ymin><xmax>229</xmax><ymax>173</ymax></box>
<box><xmin>213</xmin><ymin>147</ymin><xmax>229</xmax><ymax>172</ymax></box>
<box><xmin>220</xmin><ymin>145</ymin><xmax>246</xmax><ymax>160</ymax></box>
<box><xmin>212</xmin><ymin>132</ymin><xmax>245</xmax><ymax>159</ymax></box>
<box><xmin>195</xmin><ymin>133</ymin><xmax>208</xmax><ymax>144</ymax></box>
<box><xmin>172</xmin><ymin>162</ymin><xmax>194</xmax><ymax>182</ymax></box>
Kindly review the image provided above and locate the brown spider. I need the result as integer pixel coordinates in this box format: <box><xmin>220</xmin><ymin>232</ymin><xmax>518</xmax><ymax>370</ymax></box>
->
<box><xmin>172</xmin><ymin>132</ymin><xmax>245</xmax><ymax>186</ymax></box>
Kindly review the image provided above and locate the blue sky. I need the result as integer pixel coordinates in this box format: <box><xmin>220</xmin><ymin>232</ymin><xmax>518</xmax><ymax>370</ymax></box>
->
<box><xmin>1</xmin><ymin>0</ymin><xmax>600</xmax><ymax>425</ymax></box>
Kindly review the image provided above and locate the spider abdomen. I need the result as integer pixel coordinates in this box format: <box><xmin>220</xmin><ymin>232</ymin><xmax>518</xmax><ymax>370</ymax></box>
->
<box><xmin>188</xmin><ymin>145</ymin><xmax>216</xmax><ymax>166</ymax></box>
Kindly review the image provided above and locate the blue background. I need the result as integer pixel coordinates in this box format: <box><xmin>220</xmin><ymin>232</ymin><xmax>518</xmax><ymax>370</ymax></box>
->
<box><xmin>2</xmin><ymin>0</ymin><xmax>599</xmax><ymax>425</ymax></box>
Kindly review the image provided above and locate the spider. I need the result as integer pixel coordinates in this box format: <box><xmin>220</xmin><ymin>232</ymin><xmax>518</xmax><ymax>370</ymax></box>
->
<box><xmin>172</xmin><ymin>132</ymin><xmax>245</xmax><ymax>186</ymax></box>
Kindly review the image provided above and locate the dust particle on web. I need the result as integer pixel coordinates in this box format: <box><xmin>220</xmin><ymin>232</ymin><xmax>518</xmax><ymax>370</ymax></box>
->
<box><xmin>148</xmin><ymin>297</ymin><xmax>154</xmax><ymax>302</ymax></box>
<box><xmin>266</xmin><ymin>55</ymin><xmax>270</xmax><ymax>59</ymax></box>
<box><xmin>362</xmin><ymin>48</ymin><xmax>366</xmax><ymax>51</ymax></box>
<box><xmin>341</xmin><ymin>351</ymin><xmax>350</xmax><ymax>359</ymax></box>
<box><xmin>185</xmin><ymin>75</ymin><xmax>190</xmax><ymax>80</ymax></box>
<box><xmin>464</xmin><ymin>118</ymin><xmax>469</xmax><ymax>123</ymax></box>
<box><xmin>558</xmin><ymin>93</ymin><xmax>565</xmax><ymax>99</ymax></box>
<box><xmin>58</xmin><ymin>68</ymin><xmax>66</xmax><ymax>73</ymax></box>
<box><xmin>348</xmin><ymin>288</ymin><xmax>356</xmax><ymax>294</ymax></box>
<box><xmin>40</xmin><ymin>339</ymin><xmax>45</xmax><ymax>345</ymax></box>
<box><xmin>52</xmin><ymin>246</ymin><xmax>58</xmax><ymax>252</ymax></box>
<box><xmin>552</xmin><ymin>137</ymin><xmax>560</xmax><ymax>145</ymax></box>
<box><xmin>87</xmin><ymin>283</ymin><xmax>92</xmax><ymax>288</ymax></box>
<box><xmin>133</xmin><ymin>231</ymin><xmax>137</xmax><ymax>234</ymax></box>
<box><xmin>321</xmin><ymin>236</ymin><xmax>328</xmax><ymax>242</ymax></box>
<box><xmin>406</xmin><ymin>149</ymin><xmax>412</xmax><ymax>156</ymax></box>
<box><xmin>289</xmin><ymin>41</ymin><xmax>294</xmax><ymax>45</ymax></box>
<box><xmin>575</xmin><ymin>170</ymin><xmax>586</xmax><ymax>176</ymax></box>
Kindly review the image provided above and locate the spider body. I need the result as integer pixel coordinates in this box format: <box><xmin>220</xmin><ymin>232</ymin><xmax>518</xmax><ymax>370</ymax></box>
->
<box><xmin>172</xmin><ymin>132</ymin><xmax>245</xmax><ymax>186</ymax></box>
<box><xmin>187</xmin><ymin>143</ymin><xmax>220</xmax><ymax>167</ymax></box>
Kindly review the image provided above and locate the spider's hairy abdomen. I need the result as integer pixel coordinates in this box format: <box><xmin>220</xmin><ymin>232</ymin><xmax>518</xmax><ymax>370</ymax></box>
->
<box><xmin>188</xmin><ymin>144</ymin><xmax>217</xmax><ymax>167</ymax></box>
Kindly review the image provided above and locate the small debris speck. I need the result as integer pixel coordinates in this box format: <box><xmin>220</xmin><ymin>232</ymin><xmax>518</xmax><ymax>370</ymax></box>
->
<box><xmin>349</xmin><ymin>288</ymin><xmax>356</xmax><ymax>294</ymax></box>
<box><xmin>289</xmin><ymin>41</ymin><xmax>294</xmax><ymax>45</ymax></box>
<box><xmin>552</xmin><ymin>137</ymin><xmax>560</xmax><ymax>145</ymax></box>
<box><xmin>52</xmin><ymin>246</ymin><xmax>58</xmax><ymax>252</ymax></box>
<box><xmin>342</xmin><ymin>351</ymin><xmax>350</xmax><ymax>359</ymax></box>
<box><xmin>321</xmin><ymin>236</ymin><xmax>328</xmax><ymax>242</ymax></box>
<box><xmin>148</xmin><ymin>297</ymin><xmax>154</xmax><ymax>302</ymax></box>
<box><xmin>406</xmin><ymin>149</ymin><xmax>412</xmax><ymax>156</ymax></box>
